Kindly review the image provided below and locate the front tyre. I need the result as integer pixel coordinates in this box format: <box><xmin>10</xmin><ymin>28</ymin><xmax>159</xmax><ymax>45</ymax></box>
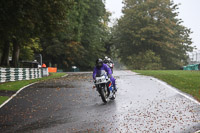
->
<box><xmin>99</xmin><ymin>88</ymin><xmax>108</xmax><ymax>103</ymax></box>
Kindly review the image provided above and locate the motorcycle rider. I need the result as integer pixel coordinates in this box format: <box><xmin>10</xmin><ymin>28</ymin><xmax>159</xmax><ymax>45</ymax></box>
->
<box><xmin>107</xmin><ymin>58</ymin><xmax>114</xmax><ymax>73</ymax></box>
<box><xmin>104</xmin><ymin>56</ymin><xmax>114</xmax><ymax>65</ymax></box>
<box><xmin>103</xmin><ymin>57</ymin><xmax>114</xmax><ymax>73</ymax></box>
<box><xmin>108</xmin><ymin>58</ymin><xmax>113</xmax><ymax>64</ymax></box>
<box><xmin>103</xmin><ymin>56</ymin><xmax>109</xmax><ymax>64</ymax></box>
<box><xmin>93</xmin><ymin>58</ymin><xmax>117</xmax><ymax>91</ymax></box>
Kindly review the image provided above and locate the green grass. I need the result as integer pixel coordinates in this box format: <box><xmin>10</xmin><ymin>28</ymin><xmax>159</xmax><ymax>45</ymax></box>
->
<box><xmin>0</xmin><ymin>96</ymin><xmax>9</xmax><ymax>105</ymax></box>
<box><xmin>0</xmin><ymin>73</ymin><xmax>66</xmax><ymax>105</ymax></box>
<box><xmin>0</xmin><ymin>73</ymin><xmax>66</xmax><ymax>91</ymax></box>
<box><xmin>134</xmin><ymin>70</ymin><xmax>200</xmax><ymax>102</ymax></box>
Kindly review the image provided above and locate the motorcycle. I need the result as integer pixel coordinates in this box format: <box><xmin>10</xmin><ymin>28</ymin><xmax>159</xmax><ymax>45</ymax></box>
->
<box><xmin>94</xmin><ymin>70</ymin><xmax>116</xmax><ymax>103</ymax></box>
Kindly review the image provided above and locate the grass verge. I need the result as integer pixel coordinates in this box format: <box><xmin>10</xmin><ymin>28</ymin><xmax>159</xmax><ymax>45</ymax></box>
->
<box><xmin>0</xmin><ymin>73</ymin><xmax>66</xmax><ymax>105</ymax></box>
<box><xmin>134</xmin><ymin>70</ymin><xmax>200</xmax><ymax>102</ymax></box>
<box><xmin>0</xmin><ymin>96</ymin><xmax>9</xmax><ymax>105</ymax></box>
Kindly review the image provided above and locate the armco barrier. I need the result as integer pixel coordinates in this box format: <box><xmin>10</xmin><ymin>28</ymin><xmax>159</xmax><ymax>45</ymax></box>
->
<box><xmin>0</xmin><ymin>68</ymin><xmax>42</xmax><ymax>83</ymax></box>
<box><xmin>42</xmin><ymin>68</ymin><xmax>49</xmax><ymax>76</ymax></box>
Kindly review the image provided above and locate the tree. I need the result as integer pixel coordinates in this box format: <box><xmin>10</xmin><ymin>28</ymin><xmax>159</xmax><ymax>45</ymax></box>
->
<box><xmin>19</xmin><ymin>38</ymin><xmax>42</xmax><ymax>61</ymax></box>
<box><xmin>80</xmin><ymin>0</ymin><xmax>109</xmax><ymax>69</ymax></box>
<box><xmin>126</xmin><ymin>50</ymin><xmax>163</xmax><ymax>69</ymax></box>
<box><xmin>41</xmin><ymin>0</ymin><xmax>110</xmax><ymax>70</ymax></box>
<box><xmin>112</xmin><ymin>0</ymin><xmax>193</xmax><ymax>69</ymax></box>
<box><xmin>0</xmin><ymin>0</ymin><xmax>110</xmax><ymax>70</ymax></box>
<box><xmin>0</xmin><ymin>0</ymin><xmax>71</xmax><ymax>67</ymax></box>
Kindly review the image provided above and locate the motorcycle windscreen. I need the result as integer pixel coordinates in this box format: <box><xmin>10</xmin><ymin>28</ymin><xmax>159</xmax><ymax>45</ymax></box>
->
<box><xmin>96</xmin><ymin>70</ymin><xmax>106</xmax><ymax>77</ymax></box>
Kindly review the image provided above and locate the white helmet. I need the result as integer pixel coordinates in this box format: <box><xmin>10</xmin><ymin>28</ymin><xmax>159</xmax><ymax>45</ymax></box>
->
<box><xmin>105</xmin><ymin>56</ymin><xmax>108</xmax><ymax>60</ymax></box>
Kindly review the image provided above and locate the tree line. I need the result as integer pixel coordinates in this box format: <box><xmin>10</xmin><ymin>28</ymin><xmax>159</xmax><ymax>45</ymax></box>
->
<box><xmin>0</xmin><ymin>0</ymin><xmax>194</xmax><ymax>70</ymax></box>
<box><xmin>111</xmin><ymin>0</ymin><xmax>194</xmax><ymax>70</ymax></box>
<box><xmin>0</xmin><ymin>0</ymin><xmax>111</xmax><ymax>70</ymax></box>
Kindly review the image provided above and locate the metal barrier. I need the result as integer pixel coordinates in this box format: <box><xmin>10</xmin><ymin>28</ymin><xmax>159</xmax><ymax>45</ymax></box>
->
<box><xmin>0</xmin><ymin>68</ymin><xmax>42</xmax><ymax>82</ymax></box>
<box><xmin>42</xmin><ymin>68</ymin><xmax>49</xmax><ymax>77</ymax></box>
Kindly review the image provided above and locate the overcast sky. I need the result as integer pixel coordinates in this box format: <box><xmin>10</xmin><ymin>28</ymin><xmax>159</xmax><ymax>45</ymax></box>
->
<box><xmin>105</xmin><ymin>0</ymin><xmax>200</xmax><ymax>50</ymax></box>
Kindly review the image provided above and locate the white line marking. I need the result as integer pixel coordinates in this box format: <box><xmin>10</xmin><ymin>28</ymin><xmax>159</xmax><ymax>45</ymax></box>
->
<box><xmin>61</xmin><ymin>74</ymin><xmax>68</xmax><ymax>78</ymax></box>
<box><xmin>0</xmin><ymin>82</ymin><xmax>37</xmax><ymax>109</ymax></box>
<box><xmin>0</xmin><ymin>74</ymin><xmax>68</xmax><ymax>108</ymax></box>
<box><xmin>151</xmin><ymin>77</ymin><xmax>200</xmax><ymax>105</ymax></box>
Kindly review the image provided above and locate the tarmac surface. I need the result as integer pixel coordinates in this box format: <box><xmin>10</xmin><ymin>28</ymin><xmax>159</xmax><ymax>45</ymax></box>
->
<box><xmin>0</xmin><ymin>70</ymin><xmax>199</xmax><ymax>133</ymax></box>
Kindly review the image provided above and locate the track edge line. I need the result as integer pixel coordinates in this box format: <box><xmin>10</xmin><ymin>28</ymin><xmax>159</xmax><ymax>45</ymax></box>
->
<box><xmin>0</xmin><ymin>82</ymin><xmax>37</xmax><ymax>109</ymax></box>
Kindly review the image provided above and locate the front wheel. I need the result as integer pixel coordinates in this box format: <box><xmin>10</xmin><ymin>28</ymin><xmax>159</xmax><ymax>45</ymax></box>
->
<box><xmin>99</xmin><ymin>87</ymin><xmax>108</xmax><ymax>103</ymax></box>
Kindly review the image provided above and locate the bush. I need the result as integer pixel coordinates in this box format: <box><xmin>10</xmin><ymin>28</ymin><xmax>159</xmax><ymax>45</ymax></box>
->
<box><xmin>126</xmin><ymin>50</ymin><xmax>163</xmax><ymax>70</ymax></box>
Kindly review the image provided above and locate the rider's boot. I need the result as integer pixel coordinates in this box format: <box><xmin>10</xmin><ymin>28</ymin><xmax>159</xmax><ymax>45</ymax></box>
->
<box><xmin>113</xmin><ymin>84</ymin><xmax>117</xmax><ymax>92</ymax></box>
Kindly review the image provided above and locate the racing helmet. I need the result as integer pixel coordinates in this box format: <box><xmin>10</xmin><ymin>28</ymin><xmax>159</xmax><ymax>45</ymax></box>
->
<box><xmin>96</xmin><ymin>58</ymin><xmax>103</xmax><ymax>68</ymax></box>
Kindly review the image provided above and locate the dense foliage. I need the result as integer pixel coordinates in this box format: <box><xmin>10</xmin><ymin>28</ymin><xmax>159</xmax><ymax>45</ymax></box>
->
<box><xmin>112</xmin><ymin>0</ymin><xmax>194</xmax><ymax>70</ymax></box>
<box><xmin>0</xmin><ymin>0</ymin><xmax>110</xmax><ymax>70</ymax></box>
<box><xmin>0</xmin><ymin>0</ymin><xmax>70</xmax><ymax>67</ymax></box>
<box><xmin>0</xmin><ymin>0</ymin><xmax>194</xmax><ymax>70</ymax></box>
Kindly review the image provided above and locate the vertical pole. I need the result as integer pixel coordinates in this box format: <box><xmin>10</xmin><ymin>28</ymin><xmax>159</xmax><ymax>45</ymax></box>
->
<box><xmin>193</xmin><ymin>52</ymin><xmax>195</xmax><ymax>63</ymax></box>
<box><xmin>39</xmin><ymin>54</ymin><xmax>42</xmax><ymax>65</ymax></box>
<box><xmin>196</xmin><ymin>51</ymin><xmax>198</xmax><ymax>63</ymax></box>
<box><xmin>198</xmin><ymin>50</ymin><xmax>200</xmax><ymax>63</ymax></box>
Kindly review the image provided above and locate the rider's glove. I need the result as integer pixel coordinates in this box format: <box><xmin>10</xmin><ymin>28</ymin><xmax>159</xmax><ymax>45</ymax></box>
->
<box><xmin>108</xmin><ymin>74</ymin><xmax>111</xmax><ymax>78</ymax></box>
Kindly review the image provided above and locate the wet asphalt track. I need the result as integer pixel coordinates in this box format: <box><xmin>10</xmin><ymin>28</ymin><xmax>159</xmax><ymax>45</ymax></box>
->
<box><xmin>0</xmin><ymin>70</ymin><xmax>200</xmax><ymax>133</ymax></box>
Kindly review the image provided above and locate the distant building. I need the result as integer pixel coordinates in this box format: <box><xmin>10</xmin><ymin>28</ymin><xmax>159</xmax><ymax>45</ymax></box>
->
<box><xmin>188</xmin><ymin>50</ymin><xmax>200</xmax><ymax>64</ymax></box>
